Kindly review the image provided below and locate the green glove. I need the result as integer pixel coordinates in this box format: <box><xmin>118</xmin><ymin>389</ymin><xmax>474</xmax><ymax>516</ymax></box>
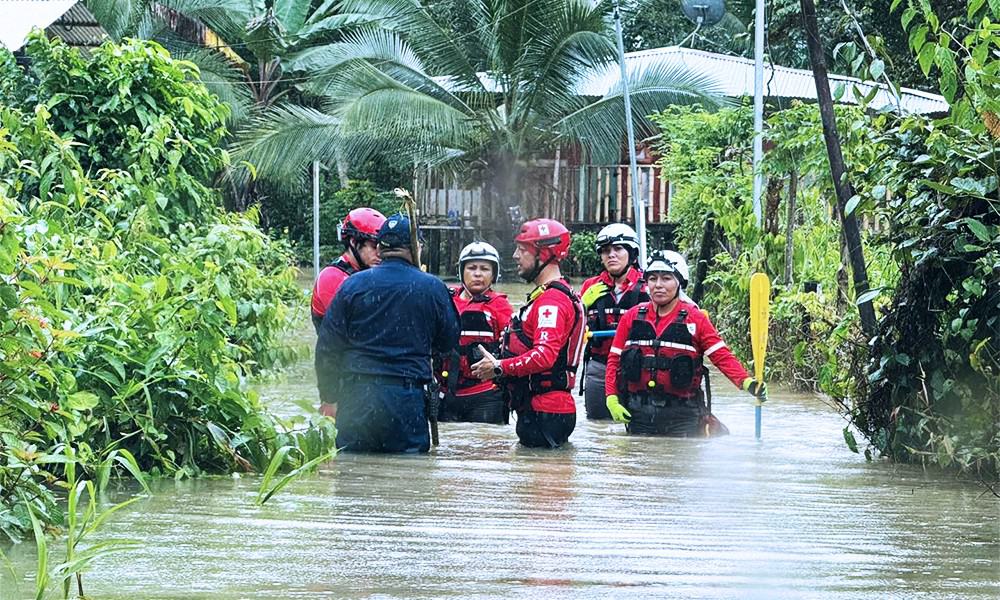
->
<box><xmin>606</xmin><ymin>394</ymin><xmax>631</xmax><ymax>423</ymax></box>
<box><xmin>581</xmin><ymin>282</ymin><xmax>610</xmax><ymax>309</ymax></box>
<box><xmin>742</xmin><ymin>378</ymin><xmax>768</xmax><ymax>401</ymax></box>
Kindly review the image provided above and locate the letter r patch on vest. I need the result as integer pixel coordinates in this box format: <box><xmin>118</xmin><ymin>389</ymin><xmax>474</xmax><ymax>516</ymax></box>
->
<box><xmin>537</xmin><ymin>305</ymin><xmax>559</xmax><ymax>328</ymax></box>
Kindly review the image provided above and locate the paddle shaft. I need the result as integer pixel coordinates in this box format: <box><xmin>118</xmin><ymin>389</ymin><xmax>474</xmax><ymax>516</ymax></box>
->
<box><xmin>750</xmin><ymin>273</ymin><xmax>770</xmax><ymax>440</ymax></box>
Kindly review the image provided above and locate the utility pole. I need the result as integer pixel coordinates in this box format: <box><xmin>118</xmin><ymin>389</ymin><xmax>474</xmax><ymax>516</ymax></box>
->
<box><xmin>613</xmin><ymin>0</ymin><xmax>647</xmax><ymax>267</ymax></box>
<box><xmin>313</xmin><ymin>160</ymin><xmax>320</xmax><ymax>282</ymax></box>
<box><xmin>799</xmin><ymin>0</ymin><xmax>876</xmax><ymax>337</ymax></box>
<box><xmin>752</xmin><ymin>0</ymin><xmax>765</xmax><ymax>226</ymax></box>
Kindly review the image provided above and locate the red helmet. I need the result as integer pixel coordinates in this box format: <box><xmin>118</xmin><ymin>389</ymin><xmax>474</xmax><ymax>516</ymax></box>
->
<box><xmin>338</xmin><ymin>207</ymin><xmax>387</xmax><ymax>244</ymax></box>
<box><xmin>514</xmin><ymin>218</ymin><xmax>571</xmax><ymax>263</ymax></box>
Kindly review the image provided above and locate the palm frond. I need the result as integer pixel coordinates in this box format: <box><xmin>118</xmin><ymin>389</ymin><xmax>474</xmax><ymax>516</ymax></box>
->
<box><xmin>556</xmin><ymin>61</ymin><xmax>729</xmax><ymax>163</ymax></box>
<box><xmin>290</xmin><ymin>13</ymin><xmax>378</xmax><ymax>48</ymax></box>
<box><xmin>172</xmin><ymin>47</ymin><xmax>253</xmax><ymax>126</ymax></box>
<box><xmin>301</xmin><ymin>28</ymin><xmax>475</xmax><ymax>121</ymax></box>
<box><xmin>83</xmin><ymin>0</ymin><xmax>151</xmax><ymax>39</ymax></box>
<box><xmin>274</xmin><ymin>0</ymin><xmax>312</xmax><ymax>34</ymax></box>
<box><xmin>233</xmin><ymin>104</ymin><xmax>343</xmax><ymax>182</ymax></box>
<box><xmin>337</xmin><ymin>0</ymin><xmax>485</xmax><ymax>93</ymax></box>
<box><xmin>159</xmin><ymin>0</ymin><xmax>258</xmax><ymax>46</ymax></box>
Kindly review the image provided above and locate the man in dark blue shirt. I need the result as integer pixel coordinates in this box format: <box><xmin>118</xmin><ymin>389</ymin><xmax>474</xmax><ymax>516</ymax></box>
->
<box><xmin>316</xmin><ymin>213</ymin><xmax>459</xmax><ymax>453</ymax></box>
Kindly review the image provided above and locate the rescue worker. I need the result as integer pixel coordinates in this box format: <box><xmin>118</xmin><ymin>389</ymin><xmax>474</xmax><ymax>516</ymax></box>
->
<box><xmin>471</xmin><ymin>219</ymin><xmax>585</xmax><ymax>448</ymax></box>
<box><xmin>311</xmin><ymin>207</ymin><xmax>387</xmax><ymax>331</ymax></box>
<box><xmin>604</xmin><ymin>250</ymin><xmax>767</xmax><ymax>436</ymax></box>
<box><xmin>435</xmin><ymin>242</ymin><xmax>513</xmax><ymax>424</ymax></box>
<box><xmin>578</xmin><ymin>223</ymin><xmax>648</xmax><ymax>420</ymax></box>
<box><xmin>315</xmin><ymin>213</ymin><xmax>459</xmax><ymax>453</ymax></box>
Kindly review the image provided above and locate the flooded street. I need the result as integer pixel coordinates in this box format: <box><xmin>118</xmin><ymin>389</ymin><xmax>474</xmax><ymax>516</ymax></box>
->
<box><xmin>2</xmin><ymin>281</ymin><xmax>997</xmax><ymax>599</ymax></box>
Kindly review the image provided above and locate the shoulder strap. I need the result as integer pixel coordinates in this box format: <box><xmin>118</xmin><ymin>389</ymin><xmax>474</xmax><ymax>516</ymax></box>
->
<box><xmin>545</xmin><ymin>279</ymin><xmax>577</xmax><ymax>301</ymax></box>
<box><xmin>333</xmin><ymin>257</ymin><xmax>357</xmax><ymax>276</ymax></box>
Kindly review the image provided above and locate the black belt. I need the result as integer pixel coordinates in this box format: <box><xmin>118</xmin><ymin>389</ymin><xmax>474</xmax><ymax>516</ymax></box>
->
<box><xmin>628</xmin><ymin>393</ymin><xmax>697</xmax><ymax>408</ymax></box>
<box><xmin>346</xmin><ymin>374</ymin><xmax>423</xmax><ymax>389</ymax></box>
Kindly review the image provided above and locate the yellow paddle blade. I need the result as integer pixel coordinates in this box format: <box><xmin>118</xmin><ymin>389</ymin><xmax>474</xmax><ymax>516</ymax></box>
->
<box><xmin>749</xmin><ymin>272</ymin><xmax>770</xmax><ymax>381</ymax></box>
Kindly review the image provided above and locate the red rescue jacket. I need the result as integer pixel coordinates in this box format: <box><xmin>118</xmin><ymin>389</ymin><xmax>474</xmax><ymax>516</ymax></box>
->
<box><xmin>499</xmin><ymin>279</ymin><xmax>586</xmax><ymax>414</ymax></box>
<box><xmin>580</xmin><ymin>267</ymin><xmax>648</xmax><ymax>361</ymax></box>
<box><xmin>605</xmin><ymin>300</ymin><xmax>750</xmax><ymax>399</ymax></box>
<box><xmin>435</xmin><ymin>288</ymin><xmax>513</xmax><ymax>397</ymax></box>
<box><xmin>311</xmin><ymin>253</ymin><xmax>360</xmax><ymax>321</ymax></box>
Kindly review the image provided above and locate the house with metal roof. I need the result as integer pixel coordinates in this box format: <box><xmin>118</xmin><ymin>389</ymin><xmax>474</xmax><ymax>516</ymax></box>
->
<box><xmin>0</xmin><ymin>1</ymin><xmax>106</xmax><ymax>52</ymax></box>
<box><xmin>583</xmin><ymin>46</ymin><xmax>947</xmax><ymax>115</ymax></box>
<box><xmin>417</xmin><ymin>44</ymin><xmax>948</xmax><ymax>255</ymax></box>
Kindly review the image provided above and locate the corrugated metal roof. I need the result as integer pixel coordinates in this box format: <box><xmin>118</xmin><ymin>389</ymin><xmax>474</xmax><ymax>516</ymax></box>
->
<box><xmin>587</xmin><ymin>47</ymin><xmax>948</xmax><ymax>115</ymax></box>
<box><xmin>0</xmin><ymin>0</ymin><xmax>77</xmax><ymax>50</ymax></box>
<box><xmin>435</xmin><ymin>46</ymin><xmax>948</xmax><ymax>116</ymax></box>
<box><xmin>47</xmin><ymin>2</ymin><xmax>107</xmax><ymax>48</ymax></box>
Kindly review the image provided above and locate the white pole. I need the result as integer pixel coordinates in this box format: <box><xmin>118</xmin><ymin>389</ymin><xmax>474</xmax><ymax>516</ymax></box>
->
<box><xmin>312</xmin><ymin>160</ymin><xmax>320</xmax><ymax>281</ymax></box>
<box><xmin>752</xmin><ymin>0</ymin><xmax>765</xmax><ymax>227</ymax></box>
<box><xmin>613</xmin><ymin>0</ymin><xmax>646</xmax><ymax>267</ymax></box>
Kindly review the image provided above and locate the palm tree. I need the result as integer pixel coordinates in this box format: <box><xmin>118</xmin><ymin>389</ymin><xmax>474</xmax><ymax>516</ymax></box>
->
<box><xmin>83</xmin><ymin>0</ymin><xmax>371</xmax><ymax>200</ymax></box>
<box><xmin>237</xmin><ymin>0</ymin><xmax>726</xmax><ymax>223</ymax></box>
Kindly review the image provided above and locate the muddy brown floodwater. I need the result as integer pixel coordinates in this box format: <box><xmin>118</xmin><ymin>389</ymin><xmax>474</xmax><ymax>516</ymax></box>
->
<box><xmin>2</xmin><ymin>280</ymin><xmax>997</xmax><ymax>599</ymax></box>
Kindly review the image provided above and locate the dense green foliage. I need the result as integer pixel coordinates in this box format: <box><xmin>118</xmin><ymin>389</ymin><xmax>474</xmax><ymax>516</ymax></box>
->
<box><xmin>653</xmin><ymin>0</ymin><xmax>999</xmax><ymax>479</ymax></box>
<box><xmin>652</xmin><ymin>103</ymin><xmax>895</xmax><ymax>397</ymax></box>
<box><xmin>0</xmin><ymin>35</ymin><xmax>335</xmax><ymax>544</ymax></box>
<box><xmin>622</xmin><ymin>0</ymin><xmax>966</xmax><ymax>91</ymax></box>
<box><xmin>856</xmin><ymin>0</ymin><xmax>999</xmax><ymax>475</ymax></box>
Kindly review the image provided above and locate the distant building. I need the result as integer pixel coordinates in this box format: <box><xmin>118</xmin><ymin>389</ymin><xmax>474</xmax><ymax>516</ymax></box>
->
<box><xmin>418</xmin><ymin>46</ymin><xmax>948</xmax><ymax>236</ymax></box>
<box><xmin>1</xmin><ymin>1</ymin><xmax>106</xmax><ymax>53</ymax></box>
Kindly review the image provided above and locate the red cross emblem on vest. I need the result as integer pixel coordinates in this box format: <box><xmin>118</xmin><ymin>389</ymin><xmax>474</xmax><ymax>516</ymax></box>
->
<box><xmin>542</xmin><ymin>308</ymin><xmax>553</xmax><ymax>319</ymax></box>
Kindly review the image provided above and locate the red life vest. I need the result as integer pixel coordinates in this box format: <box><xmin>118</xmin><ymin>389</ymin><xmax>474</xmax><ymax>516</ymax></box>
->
<box><xmin>440</xmin><ymin>290</ymin><xmax>507</xmax><ymax>396</ymax></box>
<box><xmin>618</xmin><ymin>303</ymin><xmax>703</xmax><ymax>398</ymax></box>
<box><xmin>501</xmin><ymin>281</ymin><xmax>584</xmax><ymax>395</ymax></box>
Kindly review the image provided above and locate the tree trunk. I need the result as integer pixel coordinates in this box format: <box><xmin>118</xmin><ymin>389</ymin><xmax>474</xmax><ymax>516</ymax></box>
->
<box><xmin>691</xmin><ymin>214</ymin><xmax>717</xmax><ymax>305</ymax></box>
<box><xmin>765</xmin><ymin>176</ymin><xmax>782</xmax><ymax>236</ymax></box>
<box><xmin>783</xmin><ymin>172</ymin><xmax>797</xmax><ymax>288</ymax></box>
<box><xmin>335</xmin><ymin>149</ymin><xmax>350</xmax><ymax>188</ymax></box>
<box><xmin>800</xmin><ymin>0</ymin><xmax>877</xmax><ymax>337</ymax></box>
<box><xmin>484</xmin><ymin>150</ymin><xmax>522</xmax><ymax>270</ymax></box>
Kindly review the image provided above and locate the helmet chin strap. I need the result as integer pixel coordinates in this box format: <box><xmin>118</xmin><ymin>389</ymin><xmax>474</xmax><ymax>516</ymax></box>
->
<box><xmin>521</xmin><ymin>254</ymin><xmax>554</xmax><ymax>283</ymax></box>
<box><xmin>348</xmin><ymin>239</ymin><xmax>366</xmax><ymax>269</ymax></box>
<box><xmin>609</xmin><ymin>264</ymin><xmax>629</xmax><ymax>279</ymax></box>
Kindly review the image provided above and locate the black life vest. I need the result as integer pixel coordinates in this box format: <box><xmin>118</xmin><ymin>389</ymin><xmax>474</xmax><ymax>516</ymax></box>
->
<box><xmin>501</xmin><ymin>281</ymin><xmax>584</xmax><ymax>394</ymax></box>
<box><xmin>618</xmin><ymin>304</ymin><xmax>702</xmax><ymax>397</ymax></box>
<box><xmin>331</xmin><ymin>256</ymin><xmax>358</xmax><ymax>276</ymax></box>
<box><xmin>588</xmin><ymin>285</ymin><xmax>648</xmax><ymax>333</ymax></box>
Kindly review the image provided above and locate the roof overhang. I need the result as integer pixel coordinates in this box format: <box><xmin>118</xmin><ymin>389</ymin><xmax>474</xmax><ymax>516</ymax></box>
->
<box><xmin>434</xmin><ymin>46</ymin><xmax>948</xmax><ymax>115</ymax></box>
<box><xmin>0</xmin><ymin>0</ymin><xmax>78</xmax><ymax>51</ymax></box>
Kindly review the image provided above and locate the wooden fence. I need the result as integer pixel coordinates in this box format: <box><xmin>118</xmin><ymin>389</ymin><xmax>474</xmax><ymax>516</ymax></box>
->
<box><xmin>414</xmin><ymin>163</ymin><xmax>671</xmax><ymax>228</ymax></box>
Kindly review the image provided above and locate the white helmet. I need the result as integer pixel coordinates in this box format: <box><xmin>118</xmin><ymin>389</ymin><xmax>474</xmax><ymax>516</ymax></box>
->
<box><xmin>458</xmin><ymin>241</ymin><xmax>502</xmax><ymax>282</ymax></box>
<box><xmin>594</xmin><ymin>223</ymin><xmax>640</xmax><ymax>253</ymax></box>
<box><xmin>644</xmin><ymin>250</ymin><xmax>690</xmax><ymax>287</ymax></box>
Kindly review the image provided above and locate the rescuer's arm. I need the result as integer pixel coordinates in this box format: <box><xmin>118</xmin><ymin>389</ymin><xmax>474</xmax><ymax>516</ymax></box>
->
<box><xmin>695</xmin><ymin>311</ymin><xmax>751</xmax><ymax>388</ymax></box>
<box><xmin>603</xmin><ymin>308</ymin><xmax>633</xmax><ymax>397</ymax></box>
<box><xmin>432</xmin><ymin>281</ymin><xmax>461</xmax><ymax>355</ymax></box>
<box><xmin>497</xmin><ymin>291</ymin><xmax>574</xmax><ymax>377</ymax></box>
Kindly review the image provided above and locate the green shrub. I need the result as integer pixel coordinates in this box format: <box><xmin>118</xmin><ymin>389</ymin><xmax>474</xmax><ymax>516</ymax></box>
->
<box><xmin>0</xmin><ymin>35</ymin><xmax>334</xmax><ymax>544</ymax></box>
